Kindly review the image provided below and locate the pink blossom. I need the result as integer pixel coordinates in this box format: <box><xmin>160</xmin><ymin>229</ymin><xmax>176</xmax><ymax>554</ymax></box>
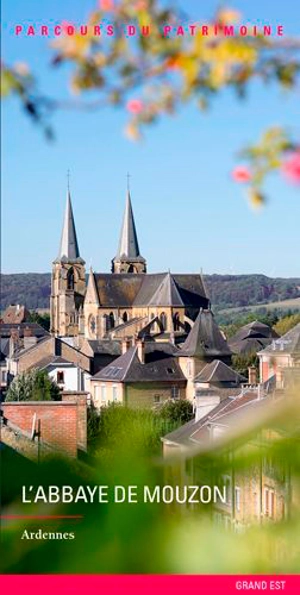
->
<box><xmin>281</xmin><ymin>151</ymin><xmax>300</xmax><ymax>184</ymax></box>
<box><xmin>232</xmin><ymin>165</ymin><xmax>251</xmax><ymax>183</ymax></box>
<box><xmin>99</xmin><ymin>0</ymin><xmax>114</xmax><ymax>11</ymax></box>
<box><xmin>127</xmin><ymin>99</ymin><xmax>144</xmax><ymax>114</ymax></box>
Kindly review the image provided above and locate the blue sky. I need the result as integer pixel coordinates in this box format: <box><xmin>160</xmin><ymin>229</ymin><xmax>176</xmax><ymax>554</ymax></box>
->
<box><xmin>2</xmin><ymin>0</ymin><xmax>300</xmax><ymax>277</ymax></box>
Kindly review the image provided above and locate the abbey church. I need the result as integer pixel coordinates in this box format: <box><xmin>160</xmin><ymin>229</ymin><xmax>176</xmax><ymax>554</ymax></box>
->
<box><xmin>3</xmin><ymin>186</ymin><xmax>233</xmax><ymax>410</ymax></box>
<box><xmin>50</xmin><ymin>187</ymin><xmax>210</xmax><ymax>343</ymax></box>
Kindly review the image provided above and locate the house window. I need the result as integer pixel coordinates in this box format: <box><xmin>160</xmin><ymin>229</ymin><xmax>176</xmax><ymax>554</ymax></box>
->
<box><xmin>112</xmin><ymin>385</ymin><xmax>118</xmax><ymax>402</ymax></box>
<box><xmin>57</xmin><ymin>371</ymin><xmax>64</xmax><ymax>384</ymax></box>
<box><xmin>101</xmin><ymin>385</ymin><xmax>106</xmax><ymax>402</ymax></box>
<box><xmin>122</xmin><ymin>312</ymin><xmax>128</xmax><ymax>323</ymax></box>
<box><xmin>1</xmin><ymin>370</ymin><xmax>6</xmax><ymax>382</ymax></box>
<box><xmin>171</xmin><ymin>387</ymin><xmax>180</xmax><ymax>400</ymax></box>
<box><xmin>154</xmin><ymin>394</ymin><xmax>161</xmax><ymax>403</ymax></box>
<box><xmin>235</xmin><ymin>487</ymin><xmax>241</xmax><ymax>512</ymax></box>
<box><xmin>264</xmin><ymin>488</ymin><xmax>275</xmax><ymax>518</ymax></box>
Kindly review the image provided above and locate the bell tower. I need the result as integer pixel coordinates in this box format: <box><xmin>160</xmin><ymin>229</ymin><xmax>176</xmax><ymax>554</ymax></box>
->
<box><xmin>50</xmin><ymin>183</ymin><xmax>86</xmax><ymax>337</ymax></box>
<box><xmin>112</xmin><ymin>179</ymin><xmax>146</xmax><ymax>274</ymax></box>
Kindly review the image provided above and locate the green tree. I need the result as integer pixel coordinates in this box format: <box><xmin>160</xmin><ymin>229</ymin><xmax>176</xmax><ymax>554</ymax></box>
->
<box><xmin>28</xmin><ymin>310</ymin><xmax>51</xmax><ymax>331</ymax></box>
<box><xmin>274</xmin><ymin>313</ymin><xmax>300</xmax><ymax>336</ymax></box>
<box><xmin>159</xmin><ymin>399</ymin><xmax>193</xmax><ymax>424</ymax></box>
<box><xmin>6</xmin><ymin>369</ymin><xmax>61</xmax><ymax>402</ymax></box>
<box><xmin>232</xmin><ymin>353</ymin><xmax>259</xmax><ymax>379</ymax></box>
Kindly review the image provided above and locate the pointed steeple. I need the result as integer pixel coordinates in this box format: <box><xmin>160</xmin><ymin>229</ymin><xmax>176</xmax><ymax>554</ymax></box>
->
<box><xmin>57</xmin><ymin>189</ymin><xmax>81</xmax><ymax>261</ymax></box>
<box><xmin>112</xmin><ymin>182</ymin><xmax>146</xmax><ymax>274</ymax></box>
<box><xmin>117</xmin><ymin>189</ymin><xmax>141</xmax><ymax>259</ymax></box>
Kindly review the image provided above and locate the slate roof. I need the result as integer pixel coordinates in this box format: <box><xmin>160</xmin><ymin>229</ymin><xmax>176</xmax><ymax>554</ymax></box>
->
<box><xmin>258</xmin><ymin>322</ymin><xmax>300</xmax><ymax>355</ymax></box>
<box><xmin>0</xmin><ymin>323</ymin><xmax>49</xmax><ymax>339</ymax></box>
<box><xmin>27</xmin><ymin>355</ymin><xmax>74</xmax><ymax>371</ymax></box>
<box><xmin>86</xmin><ymin>340</ymin><xmax>122</xmax><ymax>356</ymax></box>
<box><xmin>231</xmin><ymin>321</ymin><xmax>277</xmax><ymax>342</ymax></box>
<box><xmin>93</xmin><ymin>272</ymin><xmax>208</xmax><ymax>309</ymax></box>
<box><xmin>194</xmin><ymin>360</ymin><xmax>246</xmax><ymax>385</ymax></box>
<box><xmin>162</xmin><ymin>390</ymin><xmax>261</xmax><ymax>446</ymax></box>
<box><xmin>229</xmin><ymin>321</ymin><xmax>278</xmax><ymax>355</ymax></box>
<box><xmin>230</xmin><ymin>337</ymin><xmax>272</xmax><ymax>356</ymax></box>
<box><xmin>94</xmin><ymin>274</ymin><xmax>144</xmax><ymax>307</ymax></box>
<box><xmin>92</xmin><ymin>345</ymin><xmax>186</xmax><ymax>383</ymax></box>
<box><xmin>148</xmin><ymin>272</ymin><xmax>184</xmax><ymax>307</ymax></box>
<box><xmin>180</xmin><ymin>309</ymin><xmax>232</xmax><ymax>358</ymax></box>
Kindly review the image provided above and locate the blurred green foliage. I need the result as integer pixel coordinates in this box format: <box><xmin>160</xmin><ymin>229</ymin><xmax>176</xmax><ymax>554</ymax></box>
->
<box><xmin>88</xmin><ymin>402</ymin><xmax>178</xmax><ymax>457</ymax></box>
<box><xmin>1</xmin><ymin>389</ymin><xmax>299</xmax><ymax>574</ymax></box>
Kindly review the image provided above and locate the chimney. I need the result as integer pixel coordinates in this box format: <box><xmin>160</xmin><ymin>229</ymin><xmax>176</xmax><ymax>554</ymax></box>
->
<box><xmin>122</xmin><ymin>337</ymin><xmax>131</xmax><ymax>355</ymax></box>
<box><xmin>137</xmin><ymin>338</ymin><xmax>145</xmax><ymax>364</ymax></box>
<box><xmin>248</xmin><ymin>366</ymin><xmax>257</xmax><ymax>386</ymax></box>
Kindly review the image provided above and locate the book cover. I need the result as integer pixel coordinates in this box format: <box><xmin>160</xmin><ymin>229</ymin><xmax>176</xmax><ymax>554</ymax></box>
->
<box><xmin>1</xmin><ymin>1</ymin><xmax>300</xmax><ymax>593</ymax></box>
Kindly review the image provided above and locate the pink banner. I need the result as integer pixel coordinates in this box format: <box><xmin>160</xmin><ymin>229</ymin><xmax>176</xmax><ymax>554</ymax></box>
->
<box><xmin>0</xmin><ymin>575</ymin><xmax>299</xmax><ymax>594</ymax></box>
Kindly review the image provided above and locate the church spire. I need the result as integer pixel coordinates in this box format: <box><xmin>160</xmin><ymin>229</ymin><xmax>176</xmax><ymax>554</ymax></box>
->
<box><xmin>58</xmin><ymin>187</ymin><xmax>80</xmax><ymax>261</ymax></box>
<box><xmin>112</xmin><ymin>180</ymin><xmax>146</xmax><ymax>274</ymax></box>
<box><xmin>117</xmin><ymin>188</ymin><xmax>141</xmax><ymax>259</ymax></box>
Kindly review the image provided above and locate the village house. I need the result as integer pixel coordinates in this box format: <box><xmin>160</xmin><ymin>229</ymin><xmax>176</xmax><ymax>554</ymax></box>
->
<box><xmin>6</xmin><ymin>335</ymin><xmax>91</xmax><ymax>393</ymax></box>
<box><xmin>89</xmin><ymin>338</ymin><xmax>186</xmax><ymax>409</ymax></box>
<box><xmin>0</xmin><ymin>320</ymin><xmax>49</xmax><ymax>397</ymax></box>
<box><xmin>258</xmin><ymin>322</ymin><xmax>300</xmax><ymax>387</ymax></box>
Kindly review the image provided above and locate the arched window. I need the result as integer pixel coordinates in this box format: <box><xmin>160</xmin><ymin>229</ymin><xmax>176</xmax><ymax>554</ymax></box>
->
<box><xmin>160</xmin><ymin>312</ymin><xmax>167</xmax><ymax>331</ymax></box>
<box><xmin>67</xmin><ymin>268</ymin><xmax>75</xmax><ymax>290</ymax></box>
<box><xmin>128</xmin><ymin>264</ymin><xmax>134</xmax><ymax>273</ymax></box>
<box><xmin>122</xmin><ymin>312</ymin><xmax>128</xmax><ymax>323</ymax></box>
<box><xmin>173</xmin><ymin>312</ymin><xmax>180</xmax><ymax>331</ymax></box>
<box><xmin>109</xmin><ymin>312</ymin><xmax>115</xmax><ymax>329</ymax></box>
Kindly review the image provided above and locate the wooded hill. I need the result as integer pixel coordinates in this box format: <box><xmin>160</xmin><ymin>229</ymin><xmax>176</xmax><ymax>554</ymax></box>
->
<box><xmin>1</xmin><ymin>273</ymin><xmax>300</xmax><ymax>312</ymax></box>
